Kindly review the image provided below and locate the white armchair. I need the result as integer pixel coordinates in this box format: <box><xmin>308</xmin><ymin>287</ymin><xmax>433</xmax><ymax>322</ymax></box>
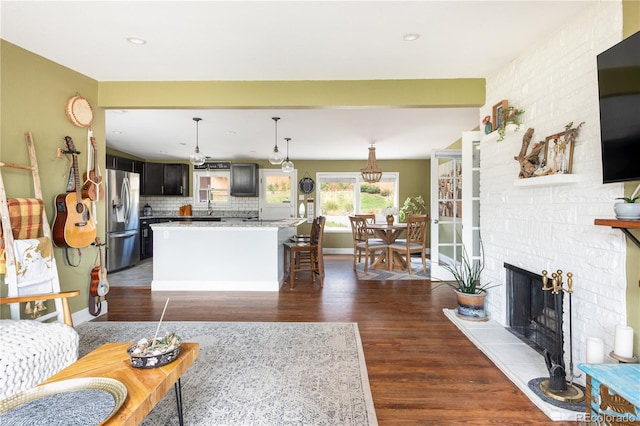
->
<box><xmin>0</xmin><ymin>291</ymin><xmax>79</xmax><ymax>400</ymax></box>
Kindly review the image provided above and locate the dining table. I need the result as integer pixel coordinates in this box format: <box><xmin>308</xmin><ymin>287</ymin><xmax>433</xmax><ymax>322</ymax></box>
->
<box><xmin>367</xmin><ymin>223</ymin><xmax>408</xmax><ymax>271</ymax></box>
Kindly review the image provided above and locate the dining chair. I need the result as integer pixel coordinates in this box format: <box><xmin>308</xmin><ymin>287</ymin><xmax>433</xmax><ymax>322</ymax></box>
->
<box><xmin>388</xmin><ymin>214</ymin><xmax>429</xmax><ymax>274</ymax></box>
<box><xmin>355</xmin><ymin>213</ymin><xmax>384</xmax><ymax>244</ymax></box>
<box><xmin>349</xmin><ymin>216</ymin><xmax>387</xmax><ymax>273</ymax></box>
<box><xmin>283</xmin><ymin>216</ymin><xmax>326</xmax><ymax>289</ymax></box>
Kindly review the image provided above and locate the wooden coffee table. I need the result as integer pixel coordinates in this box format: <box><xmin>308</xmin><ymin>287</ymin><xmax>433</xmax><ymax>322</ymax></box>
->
<box><xmin>40</xmin><ymin>342</ymin><xmax>199</xmax><ymax>426</ymax></box>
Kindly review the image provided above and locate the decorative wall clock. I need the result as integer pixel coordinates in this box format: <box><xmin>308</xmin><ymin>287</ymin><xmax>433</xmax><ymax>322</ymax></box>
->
<box><xmin>298</xmin><ymin>176</ymin><xmax>315</xmax><ymax>194</ymax></box>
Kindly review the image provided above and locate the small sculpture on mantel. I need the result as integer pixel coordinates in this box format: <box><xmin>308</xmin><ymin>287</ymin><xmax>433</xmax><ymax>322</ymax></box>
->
<box><xmin>513</xmin><ymin>128</ymin><xmax>546</xmax><ymax>178</ymax></box>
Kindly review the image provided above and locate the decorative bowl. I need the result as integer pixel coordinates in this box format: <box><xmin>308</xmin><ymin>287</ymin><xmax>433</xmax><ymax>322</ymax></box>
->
<box><xmin>127</xmin><ymin>333</ymin><xmax>182</xmax><ymax>369</ymax></box>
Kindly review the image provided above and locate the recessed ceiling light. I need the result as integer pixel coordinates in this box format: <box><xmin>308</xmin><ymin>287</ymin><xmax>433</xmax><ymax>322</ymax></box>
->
<box><xmin>126</xmin><ymin>37</ymin><xmax>147</xmax><ymax>45</ymax></box>
<box><xmin>179</xmin><ymin>142</ymin><xmax>187</xmax><ymax>146</ymax></box>
<box><xmin>403</xmin><ymin>33</ymin><xmax>420</xmax><ymax>42</ymax></box>
<box><xmin>111</xmin><ymin>130</ymin><xmax>123</xmax><ymax>135</ymax></box>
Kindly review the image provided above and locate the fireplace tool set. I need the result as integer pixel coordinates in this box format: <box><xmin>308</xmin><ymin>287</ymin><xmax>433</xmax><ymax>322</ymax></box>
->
<box><xmin>538</xmin><ymin>269</ymin><xmax>584</xmax><ymax>402</ymax></box>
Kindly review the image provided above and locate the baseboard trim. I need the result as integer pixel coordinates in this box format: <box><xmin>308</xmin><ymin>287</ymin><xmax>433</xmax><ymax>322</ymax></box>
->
<box><xmin>323</xmin><ymin>248</ymin><xmax>352</xmax><ymax>255</ymax></box>
<box><xmin>73</xmin><ymin>301</ymin><xmax>108</xmax><ymax>325</ymax></box>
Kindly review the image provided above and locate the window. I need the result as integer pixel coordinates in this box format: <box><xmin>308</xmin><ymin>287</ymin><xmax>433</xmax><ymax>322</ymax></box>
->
<box><xmin>316</xmin><ymin>172</ymin><xmax>399</xmax><ymax>231</ymax></box>
<box><xmin>193</xmin><ymin>171</ymin><xmax>231</xmax><ymax>208</ymax></box>
<box><xmin>263</xmin><ymin>174</ymin><xmax>292</xmax><ymax>204</ymax></box>
<box><xmin>259</xmin><ymin>169</ymin><xmax>296</xmax><ymax>220</ymax></box>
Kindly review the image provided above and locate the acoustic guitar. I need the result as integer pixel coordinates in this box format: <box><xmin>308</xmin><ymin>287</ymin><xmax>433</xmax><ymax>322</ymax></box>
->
<box><xmin>52</xmin><ymin>136</ymin><xmax>97</xmax><ymax>248</ymax></box>
<box><xmin>81</xmin><ymin>136</ymin><xmax>104</xmax><ymax>201</ymax></box>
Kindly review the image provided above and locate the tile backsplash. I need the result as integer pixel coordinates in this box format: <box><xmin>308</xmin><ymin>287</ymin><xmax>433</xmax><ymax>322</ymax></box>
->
<box><xmin>141</xmin><ymin>196</ymin><xmax>258</xmax><ymax>217</ymax></box>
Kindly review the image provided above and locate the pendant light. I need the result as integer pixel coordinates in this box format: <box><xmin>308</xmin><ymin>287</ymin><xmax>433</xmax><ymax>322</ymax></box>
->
<box><xmin>281</xmin><ymin>137</ymin><xmax>294</xmax><ymax>173</ymax></box>
<box><xmin>360</xmin><ymin>143</ymin><xmax>382</xmax><ymax>183</ymax></box>
<box><xmin>268</xmin><ymin>117</ymin><xmax>284</xmax><ymax>165</ymax></box>
<box><xmin>189</xmin><ymin>117</ymin><xmax>206</xmax><ymax>166</ymax></box>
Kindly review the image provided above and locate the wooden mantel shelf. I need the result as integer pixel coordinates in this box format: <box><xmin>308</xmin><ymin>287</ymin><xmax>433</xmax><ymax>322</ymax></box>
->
<box><xmin>595</xmin><ymin>218</ymin><xmax>640</xmax><ymax>248</ymax></box>
<box><xmin>595</xmin><ymin>218</ymin><xmax>640</xmax><ymax>228</ymax></box>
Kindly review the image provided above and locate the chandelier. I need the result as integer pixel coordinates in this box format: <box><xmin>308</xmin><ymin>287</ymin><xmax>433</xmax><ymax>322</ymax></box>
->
<box><xmin>360</xmin><ymin>144</ymin><xmax>382</xmax><ymax>183</ymax></box>
<box><xmin>189</xmin><ymin>117</ymin><xmax>206</xmax><ymax>166</ymax></box>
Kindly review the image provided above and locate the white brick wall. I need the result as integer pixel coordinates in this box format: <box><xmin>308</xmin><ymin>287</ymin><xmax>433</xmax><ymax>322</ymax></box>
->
<box><xmin>479</xmin><ymin>1</ymin><xmax>627</xmax><ymax>383</ymax></box>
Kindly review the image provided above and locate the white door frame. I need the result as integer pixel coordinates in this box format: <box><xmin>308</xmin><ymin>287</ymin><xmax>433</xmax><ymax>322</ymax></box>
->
<box><xmin>461</xmin><ymin>131</ymin><xmax>482</xmax><ymax>268</ymax></box>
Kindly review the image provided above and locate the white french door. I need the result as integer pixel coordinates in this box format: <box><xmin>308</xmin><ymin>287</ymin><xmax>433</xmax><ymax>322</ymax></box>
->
<box><xmin>429</xmin><ymin>131</ymin><xmax>482</xmax><ymax>280</ymax></box>
<box><xmin>430</xmin><ymin>150</ymin><xmax>462</xmax><ymax>280</ymax></box>
<box><xmin>259</xmin><ymin>169</ymin><xmax>297</xmax><ymax>220</ymax></box>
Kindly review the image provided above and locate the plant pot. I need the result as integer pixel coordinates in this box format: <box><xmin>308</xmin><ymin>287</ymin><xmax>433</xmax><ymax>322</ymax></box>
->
<box><xmin>455</xmin><ymin>290</ymin><xmax>488</xmax><ymax>321</ymax></box>
<box><xmin>613</xmin><ymin>202</ymin><xmax>640</xmax><ymax>220</ymax></box>
<box><xmin>386</xmin><ymin>215</ymin><xmax>394</xmax><ymax>226</ymax></box>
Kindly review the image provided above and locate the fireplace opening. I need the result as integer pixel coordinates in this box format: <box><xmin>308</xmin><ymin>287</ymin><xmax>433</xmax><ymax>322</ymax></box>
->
<box><xmin>504</xmin><ymin>263</ymin><xmax>562</xmax><ymax>359</ymax></box>
<box><xmin>505</xmin><ymin>263</ymin><xmax>585</xmax><ymax>404</ymax></box>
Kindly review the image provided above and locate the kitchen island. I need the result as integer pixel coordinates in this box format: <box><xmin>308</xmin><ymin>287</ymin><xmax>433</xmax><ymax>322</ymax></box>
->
<box><xmin>150</xmin><ymin>219</ymin><xmax>305</xmax><ymax>291</ymax></box>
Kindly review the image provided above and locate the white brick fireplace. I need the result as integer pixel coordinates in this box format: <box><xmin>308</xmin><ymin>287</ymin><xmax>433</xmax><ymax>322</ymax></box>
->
<box><xmin>477</xmin><ymin>1</ymin><xmax>628</xmax><ymax>388</ymax></box>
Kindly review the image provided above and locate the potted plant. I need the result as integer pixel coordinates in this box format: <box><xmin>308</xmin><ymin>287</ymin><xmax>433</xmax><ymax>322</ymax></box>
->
<box><xmin>497</xmin><ymin>106</ymin><xmax>525</xmax><ymax>141</ymax></box>
<box><xmin>399</xmin><ymin>196</ymin><xmax>427</xmax><ymax>222</ymax></box>
<box><xmin>436</xmin><ymin>238</ymin><xmax>499</xmax><ymax>320</ymax></box>
<box><xmin>614</xmin><ymin>193</ymin><xmax>640</xmax><ymax>220</ymax></box>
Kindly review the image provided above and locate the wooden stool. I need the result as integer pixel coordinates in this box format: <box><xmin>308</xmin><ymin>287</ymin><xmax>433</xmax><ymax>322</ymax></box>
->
<box><xmin>283</xmin><ymin>216</ymin><xmax>325</xmax><ymax>289</ymax></box>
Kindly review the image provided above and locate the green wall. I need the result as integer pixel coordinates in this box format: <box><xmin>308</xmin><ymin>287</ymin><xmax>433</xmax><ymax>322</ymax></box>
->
<box><xmin>623</xmin><ymin>0</ymin><xmax>640</xmax><ymax>355</ymax></box>
<box><xmin>1</xmin><ymin>40</ymin><xmax>102</xmax><ymax>316</ymax></box>
<box><xmin>98</xmin><ymin>79</ymin><xmax>485</xmax><ymax>109</ymax></box>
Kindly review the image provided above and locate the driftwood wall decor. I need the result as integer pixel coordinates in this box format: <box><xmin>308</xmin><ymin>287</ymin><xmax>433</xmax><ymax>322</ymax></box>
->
<box><xmin>514</xmin><ymin>128</ymin><xmax>546</xmax><ymax>178</ymax></box>
<box><xmin>513</xmin><ymin>122</ymin><xmax>585</xmax><ymax>179</ymax></box>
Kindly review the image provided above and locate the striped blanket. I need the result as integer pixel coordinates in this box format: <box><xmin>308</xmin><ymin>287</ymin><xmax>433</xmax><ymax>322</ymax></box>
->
<box><xmin>0</xmin><ymin>198</ymin><xmax>45</xmax><ymax>275</ymax></box>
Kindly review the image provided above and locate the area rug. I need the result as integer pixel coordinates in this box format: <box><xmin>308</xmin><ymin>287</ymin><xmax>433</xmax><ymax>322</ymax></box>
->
<box><xmin>355</xmin><ymin>256</ymin><xmax>430</xmax><ymax>280</ymax></box>
<box><xmin>75</xmin><ymin>321</ymin><xmax>378</xmax><ymax>425</ymax></box>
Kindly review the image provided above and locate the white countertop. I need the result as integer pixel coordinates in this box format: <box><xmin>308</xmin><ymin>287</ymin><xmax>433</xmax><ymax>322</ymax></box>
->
<box><xmin>150</xmin><ymin>218</ymin><xmax>306</xmax><ymax>228</ymax></box>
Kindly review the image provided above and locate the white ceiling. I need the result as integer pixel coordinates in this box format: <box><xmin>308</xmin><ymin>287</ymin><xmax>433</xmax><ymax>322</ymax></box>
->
<box><xmin>0</xmin><ymin>0</ymin><xmax>596</xmax><ymax>161</ymax></box>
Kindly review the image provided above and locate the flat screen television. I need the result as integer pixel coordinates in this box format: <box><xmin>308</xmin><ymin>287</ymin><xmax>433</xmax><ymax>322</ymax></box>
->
<box><xmin>597</xmin><ymin>30</ymin><xmax>640</xmax><ymax>183</ymax></box>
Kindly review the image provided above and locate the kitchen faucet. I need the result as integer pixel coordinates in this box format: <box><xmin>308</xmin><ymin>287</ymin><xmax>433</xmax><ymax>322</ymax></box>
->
<box><xmin>207</xmin><ymin>198</ymin><xmax>214</xmax><ymax>215</ymax></box>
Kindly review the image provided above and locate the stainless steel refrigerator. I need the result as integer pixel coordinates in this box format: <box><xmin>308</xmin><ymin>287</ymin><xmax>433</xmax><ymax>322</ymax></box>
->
<box><xmin>106</xmin><ymin>169</ymin><xmax>140</xmax><ymax>272</ymax></box>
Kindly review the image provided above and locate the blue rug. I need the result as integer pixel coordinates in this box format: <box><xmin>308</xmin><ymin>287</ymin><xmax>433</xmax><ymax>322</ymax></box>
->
<box><xmin>355</xmin><ymin>256</ymin><xmax>430</xmax><ymax>280</ymax></box>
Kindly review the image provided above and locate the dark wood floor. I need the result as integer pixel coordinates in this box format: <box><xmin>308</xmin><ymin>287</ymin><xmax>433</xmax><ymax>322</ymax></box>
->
<box><xmin>99</xmin><ymin>255</ymin><xmax>574</xmax><ymax>425</ymax></box>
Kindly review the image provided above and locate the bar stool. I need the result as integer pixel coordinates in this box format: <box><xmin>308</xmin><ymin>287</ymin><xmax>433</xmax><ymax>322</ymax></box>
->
<box><xmin>283</xmin><ymin>216</ymin><xmax>326</xmax><ymax>289</ymax></box>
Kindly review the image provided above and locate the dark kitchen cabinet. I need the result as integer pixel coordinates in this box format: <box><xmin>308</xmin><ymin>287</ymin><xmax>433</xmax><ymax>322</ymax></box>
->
<box><xmin>142</xmin><ymin>162</ymin><xmax>189</xmax><ymax>196</ymax></box>
<box><xmin>142</xmin><ymin>162</ymin><xmax>164</xmax><ymax>195</ymax></box>
<box><xmin>163</xmin><ymin>164</ymin><xmax>189</xmax><ymax>195</ymax></box>
<box><xmin>231</xmin><ymin>163</ymin><xmax>259</xmax><ymax>197</ymax></box>
<box><xmin>140</xmin><ymin>218</ymin><xmax>158</xmax><ymax>259</ymax></box>
<box><xmin>106</xmin><ymin>154</ymin><xmax>143</xmax><ymax>173</ymax></box>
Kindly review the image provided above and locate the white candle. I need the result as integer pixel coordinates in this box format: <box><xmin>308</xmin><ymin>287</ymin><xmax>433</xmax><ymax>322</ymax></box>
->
<box><xmin>613</xmin><ymin>325</ymin><xmax>634</xmax><ymax>359</ymax></box>
<box><xmin>585</xmin><ymin>337</ymin><xmax>604</xmax><ymax>363</ymax></box>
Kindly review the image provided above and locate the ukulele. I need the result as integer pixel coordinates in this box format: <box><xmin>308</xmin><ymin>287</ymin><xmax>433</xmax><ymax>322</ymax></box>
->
<box><xmin>81</xmin><ymin>136</ymin><xmax>104</xmax><ymax>201</ymax></box>
<box><xmin>52</xmin><ymin>136</ymin><xmax>97</xmax><ymax>248</ymax></box>
<box><xmin>90</xmin><ymin>238</ymin><xmax>109</xmax><ymax>297</ymax></box>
